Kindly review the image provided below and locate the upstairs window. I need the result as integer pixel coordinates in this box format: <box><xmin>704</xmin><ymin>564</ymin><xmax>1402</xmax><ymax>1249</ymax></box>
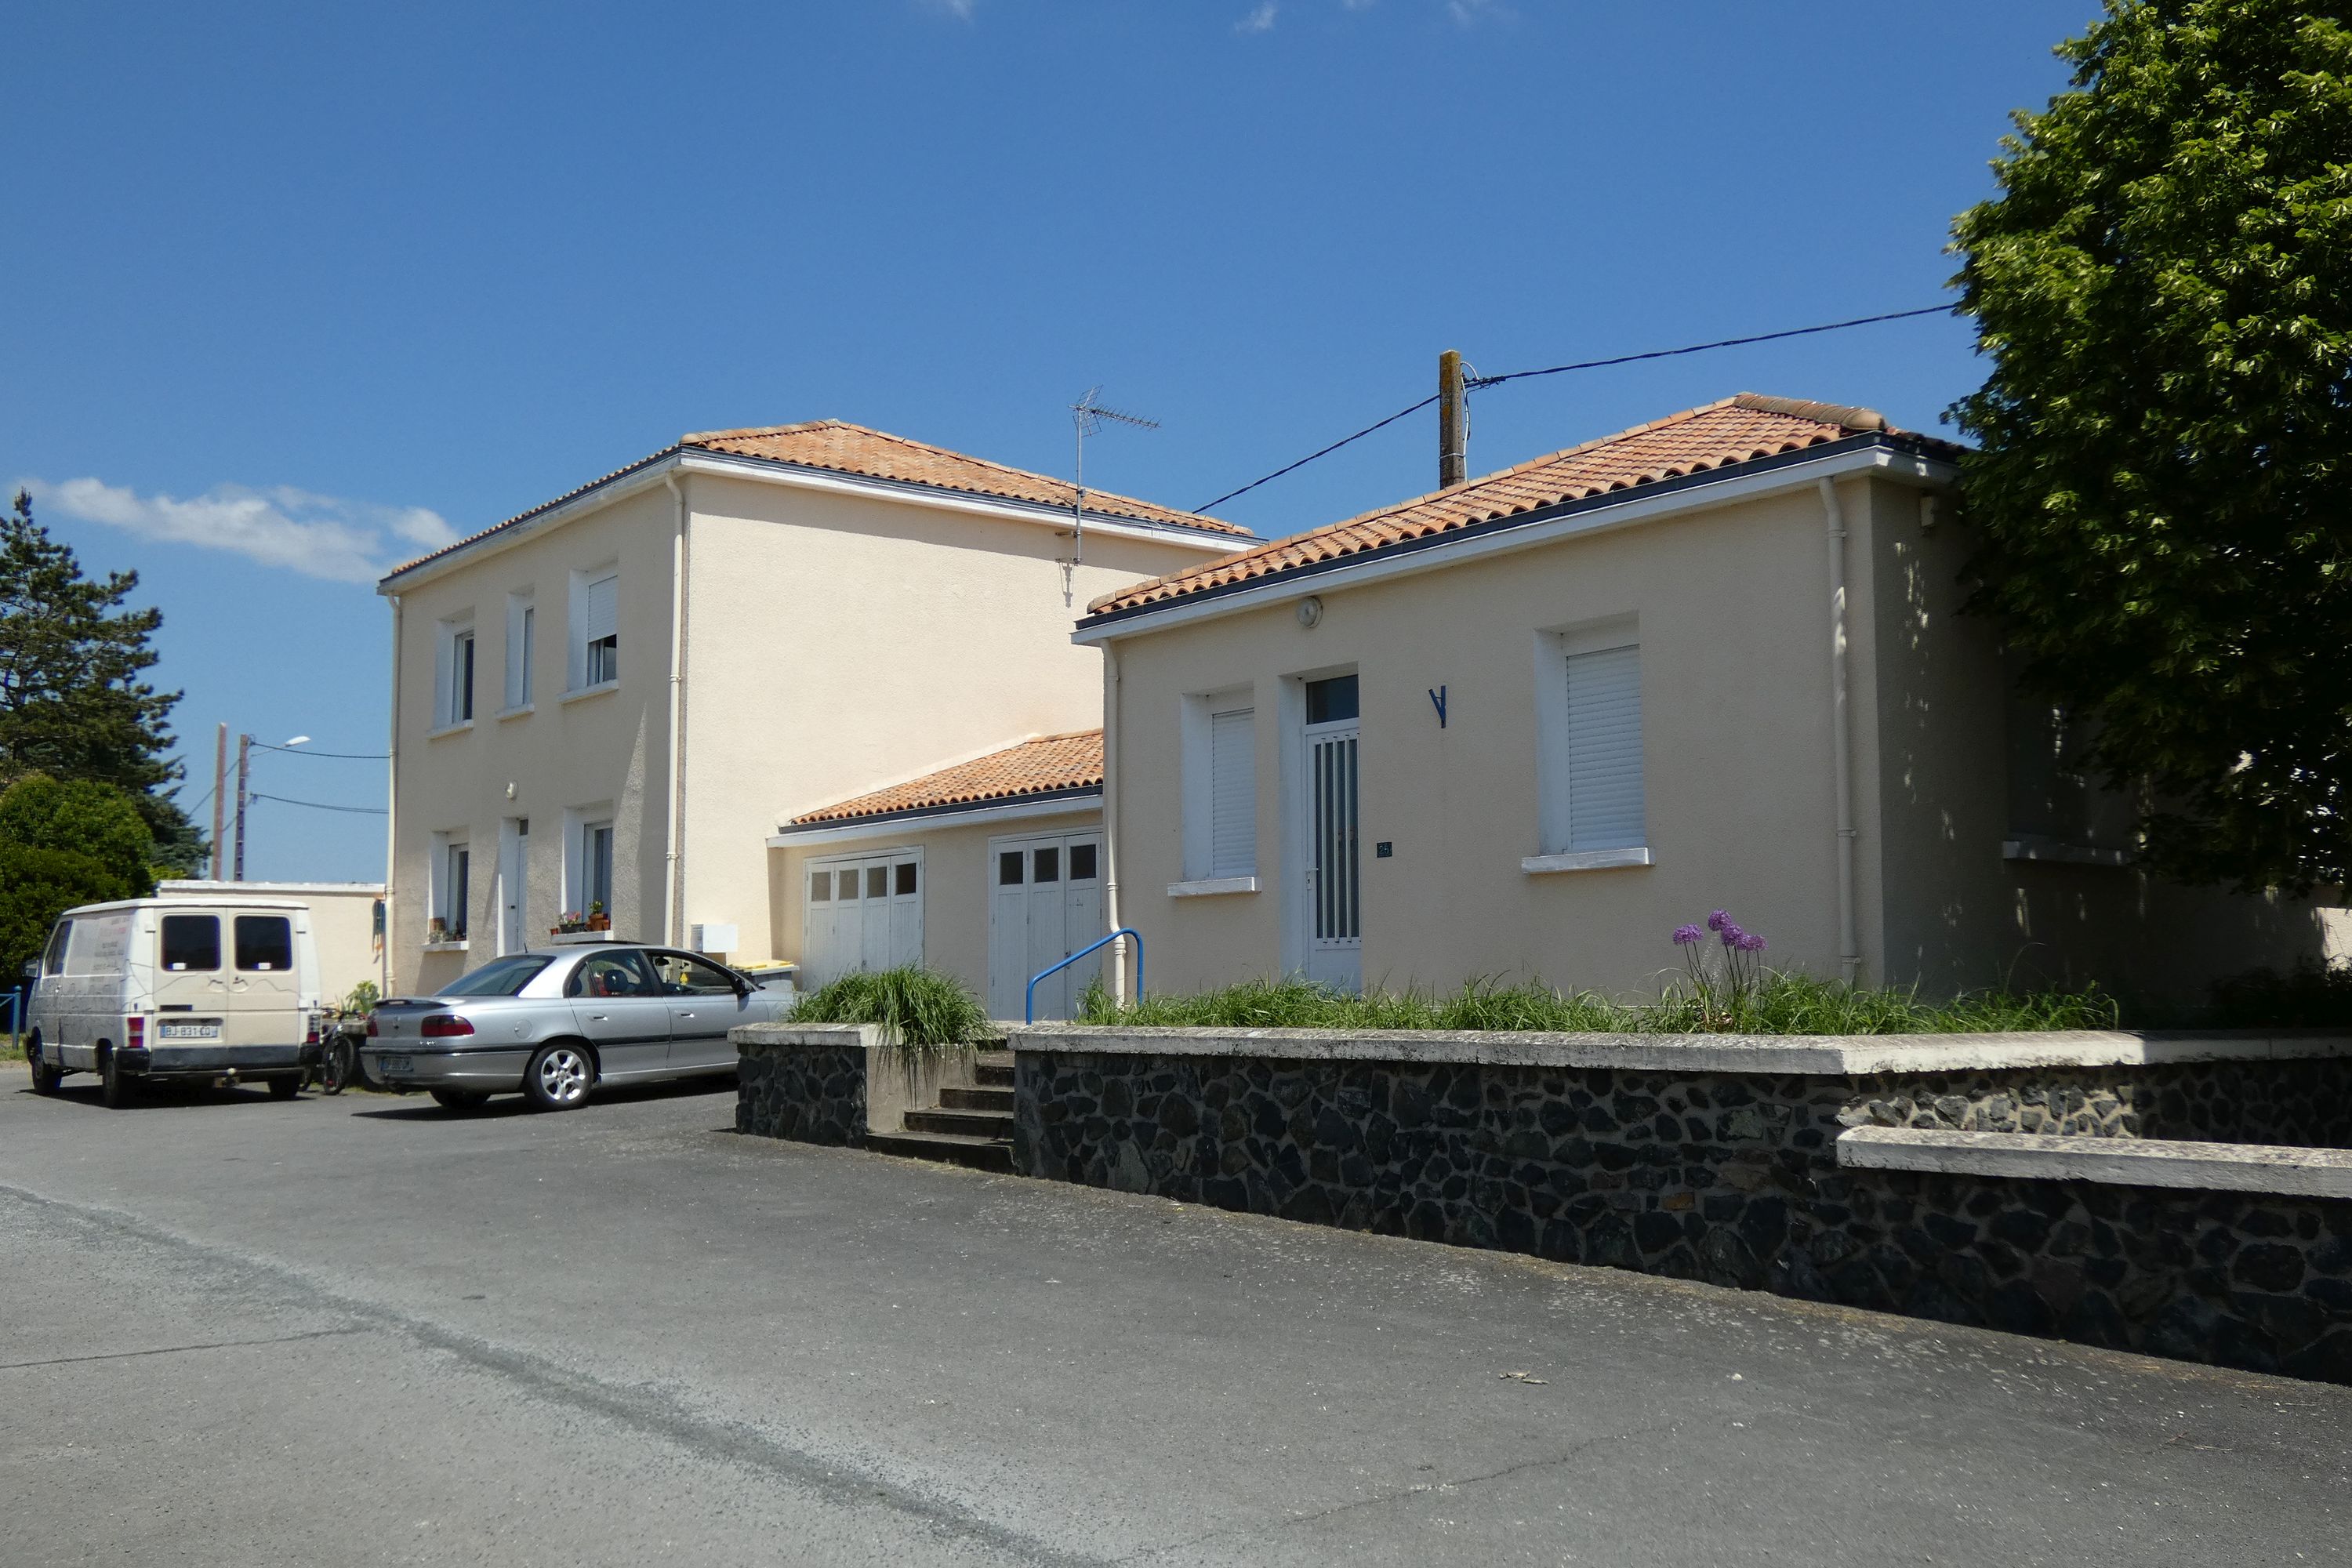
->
<box><xmin>505</xmin><ymin>590</ymin><xmax>535</xmax><ymax>709</ymax></box>
<box><xmin>574</xmin><ymin>570</ymin><xmax>619</xmax><ymax>688</ymax></box>
<box><xmin>434</xmin><ymin>616</ymin><xmax>477</xmax><ymax>728</ymax></box>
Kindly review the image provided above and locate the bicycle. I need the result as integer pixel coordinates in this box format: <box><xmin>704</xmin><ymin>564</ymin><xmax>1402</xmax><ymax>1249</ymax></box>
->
<box><xmin>307</xmin><ymin>1018</ymin><xmax>362</xmax><ymax>1094</ymax></box>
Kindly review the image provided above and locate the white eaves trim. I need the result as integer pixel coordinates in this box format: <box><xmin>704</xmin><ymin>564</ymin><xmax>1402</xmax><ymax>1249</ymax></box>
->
<box><xmin>1073</xmin><ymin>443</ymin><xmax>1955</xmax><ymax>646</ymax></box>
<box><xmin>1523</xmin><ymin>848</ymin><xmax>1653</xmax><ymax>874</ymax></box>
<box><xmin>765</xmin><ymin>791</ymin><xmax>1102</xmax><ymax>849</ymax></box>
<box><xmin>378</xmin><ymin>448</ymin><xmax>1249</xmax><ymax>597</ymax></box>
<box><xmin>1168</xmin><ymin>877</ymin><xmax>1260</xmax><ymax>898</ymax></box>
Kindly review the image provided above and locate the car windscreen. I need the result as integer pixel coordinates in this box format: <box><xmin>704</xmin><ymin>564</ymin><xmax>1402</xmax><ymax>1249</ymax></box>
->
<box><xmin>436</xmin><ymin>955</ymin><xmax>554</xmax><ymax>996</ymax></box>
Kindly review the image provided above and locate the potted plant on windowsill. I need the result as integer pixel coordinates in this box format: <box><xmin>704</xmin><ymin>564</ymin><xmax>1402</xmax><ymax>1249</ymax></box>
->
<box><xmin>426</xmin><ymin>916</ymin><xmax>448</xmax><ymax>944</ymax></box>
<box><xmin>587</xmin><ymin>901</ymin><xmax>609</xmax><ymax>933</ymax></box>
<box><xmin>552</xmin><ymin>911</ymin><xmax>589</xmax><ymax>935</ymax></box>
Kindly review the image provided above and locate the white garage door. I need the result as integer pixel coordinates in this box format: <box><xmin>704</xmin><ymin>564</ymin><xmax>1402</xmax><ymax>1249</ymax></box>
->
<box><xmin>802</xmin><ymin>850</ymin><xmax>924</xmax><ymax>989</ymax></box>
<box><xmin>988</xmin><ymin>831</ymin><xmax>1103</xmax><ymax>1022</ymax></box>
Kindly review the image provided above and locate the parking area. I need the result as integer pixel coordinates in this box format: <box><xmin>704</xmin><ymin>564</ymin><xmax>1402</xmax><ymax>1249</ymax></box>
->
<box><xmin>4</xmin><ymin>1063</ymin><xmax>2349</xmax><ymax>1566</ymax></box>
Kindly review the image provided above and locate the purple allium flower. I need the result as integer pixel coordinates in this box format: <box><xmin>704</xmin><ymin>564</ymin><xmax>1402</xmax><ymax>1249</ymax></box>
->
<box><xmin>1720</xmin><ymin>922</ymin><xmax>1745</xmax><ymax>947</ymax></box>
<box><xmin>1706</xmin><ymin>909</ymin><xmax>1730</xmax><ymax>933</ymax></box>
<box><xmin>1736</xmin><ymin>933</ymin><xmax>1767</xmax><ymax>953</ymax></box>
<box><xmin>1672</xmin><ymin>924</ymin><xmax>1704</xmax><ymax>946</ymax></box>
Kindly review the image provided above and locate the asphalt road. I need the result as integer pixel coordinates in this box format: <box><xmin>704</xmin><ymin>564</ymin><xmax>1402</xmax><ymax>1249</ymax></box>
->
<box><xmin>2</xmin><ymin>1063</ymin><xmax>2347</xmax><ymax>1567</ymax></box>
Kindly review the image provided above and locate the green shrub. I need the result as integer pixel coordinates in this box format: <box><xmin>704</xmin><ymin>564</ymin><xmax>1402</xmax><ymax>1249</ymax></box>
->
<box><xmin>790</xmin><ymin>966</ymin><xmax>989</xmax><ymax>1058</ymax></box>
<box><xmin>1077</xmin><ymin>971</ymin><xmax>2120</xmax><ymax>1036</ymax></box>
<box><xmin>2209</xmin><ymin>964</ymin><xmax>2352</xmax><ymax>1029</ymax></box>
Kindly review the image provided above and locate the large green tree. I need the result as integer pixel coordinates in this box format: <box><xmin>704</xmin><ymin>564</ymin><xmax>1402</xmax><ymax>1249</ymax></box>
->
<box><xmin>0</xmin><ymin>776</ymin><xmax>154</xmax><ymax>978</ymax></box>
<box><xmin>0</xmin><ymin>489</ymin><xmax>203</xmax><ymax>873</ymax></box>
<box><xmin>1950</xmin><ymin>1</ymin><xmax>2352</xmax><ymax>892</ymax></box>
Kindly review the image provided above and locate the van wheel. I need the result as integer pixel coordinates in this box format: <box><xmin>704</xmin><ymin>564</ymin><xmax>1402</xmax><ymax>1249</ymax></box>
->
<box><xmin>524</xmin><ymin>1044</ymin><xmax>593</xmax><ymax>1111</ymax></box>
<box><xmin>26</xmin><ymin>1036</ymin><xmax>63</xmax><ymax>1095</ymax></box>
<box><xmin>100</xmin><ymin>1048</ymin><xmax>135</xmax><ymax>1109</ymax></box>
<box><xmin>430</xmin><ymin>1088</ymin><xmax>489</xmax><ymax>1111</ymax></box>
<box><xmin>267</xmin><ymin>1074</ymin><xmax>302</xmax><ymax>1100</ymax></box>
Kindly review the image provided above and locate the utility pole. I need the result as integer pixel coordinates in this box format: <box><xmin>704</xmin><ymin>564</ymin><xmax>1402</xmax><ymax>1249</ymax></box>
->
<box><xmin>211</xmin><ymin>722</ymin><xmax>228</xmax><ymax>880</ymax></box>
<box><xmin>233</xmin><ymin>733</ymin><xmax>251</xmax><ymax>882</ymax></box>
<box><xmin>1439</xmin><ymin>350</ymin><xmax>1468</xmax><ymax>489</ymax></box>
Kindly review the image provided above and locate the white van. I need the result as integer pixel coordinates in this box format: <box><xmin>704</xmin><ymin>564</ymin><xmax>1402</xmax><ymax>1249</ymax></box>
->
<box><xmin>22</xmin><ymin>896</ymin><xmax>324</xmax><ymax>1107</ymax></box>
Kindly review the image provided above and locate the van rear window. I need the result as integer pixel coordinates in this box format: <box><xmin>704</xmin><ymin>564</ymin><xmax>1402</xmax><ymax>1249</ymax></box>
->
<box><xmin>161</xmin><ymin>915</ymin><xmax>220</xmax><ymax>972</ymax></box>
<box><xmin>235</xmin><ymin>916</ymin><xmax>294</xmax><ymax>972</ymax></box>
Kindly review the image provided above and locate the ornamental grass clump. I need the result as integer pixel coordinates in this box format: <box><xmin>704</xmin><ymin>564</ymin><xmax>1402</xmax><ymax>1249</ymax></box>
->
<box><xmin>790</xmin><ymin>965</ymin><xmax>989</xmax><ymax>1062</ymax></box>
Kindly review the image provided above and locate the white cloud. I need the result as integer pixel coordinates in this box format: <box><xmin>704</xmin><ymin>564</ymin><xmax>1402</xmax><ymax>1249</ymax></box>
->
<box><xmin>28</xmin><ymin>477</ymin><xmax>459</xmax><ymax>585</ymax></box>
<box><xmin>1236</xmin><ymin>2</ymin><xmax>1278</xmax><ymax>32</ymax></box>
<box><xmin>920</xmin><ymin>0</ymin><xmax>975</xmax><ymax>17</ymax></box>
<box><xmin>1446</xmin><ymin>0</ymin><xmax>1512</xmax><ymax>24</ymax></box>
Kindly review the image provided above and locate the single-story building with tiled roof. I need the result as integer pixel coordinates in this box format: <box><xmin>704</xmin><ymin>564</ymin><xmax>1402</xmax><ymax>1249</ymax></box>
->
<box><xmin>768</xmin><ymin>731</ymin><xmax>1105</xmax><ymax>1018</ymax></box>
<box><xmin>1072</xmin><ymin>393</ymin><xmax>2343</xmax><ymax>1006</ymax></box>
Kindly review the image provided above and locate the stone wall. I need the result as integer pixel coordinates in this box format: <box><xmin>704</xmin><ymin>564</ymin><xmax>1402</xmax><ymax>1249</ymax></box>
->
<box><xmin>1011</xmin><ymin>1043</ymin><xmax>2352</xmax><ymax>1382</ymax></box>
<box><xmin>736</xmin><ymin>1038</ymin><xmax>869</xmax><ymax>1146</ymax></box>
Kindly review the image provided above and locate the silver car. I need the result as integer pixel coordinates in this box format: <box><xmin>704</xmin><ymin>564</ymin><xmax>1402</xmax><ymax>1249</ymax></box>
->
<box><xmin>359</xmin><ymin>946</ymin><xmax>794</xmax><ymax>1111</ymax></box>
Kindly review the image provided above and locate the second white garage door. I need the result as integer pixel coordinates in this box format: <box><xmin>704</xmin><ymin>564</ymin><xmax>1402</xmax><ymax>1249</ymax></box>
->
<box><xmin>987</xmin><ymin>831</ymin><xmax>1102</xmax><ymax>1021</ymax></box>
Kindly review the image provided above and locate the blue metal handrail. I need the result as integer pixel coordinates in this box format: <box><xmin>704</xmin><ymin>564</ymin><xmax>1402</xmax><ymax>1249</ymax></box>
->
<box><xmin>1026</xmin><ymin>927</ymin><xmax>1142</xmax><ymax>1024</ymax></box>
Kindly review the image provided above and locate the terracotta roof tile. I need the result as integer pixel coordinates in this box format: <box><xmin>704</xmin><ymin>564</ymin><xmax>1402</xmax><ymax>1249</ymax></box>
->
<box><xmin>382</xmin><ymin>423</ymin><xmax>1247</xmax><ymax>585</ymax></box>
<box><xmin>789</xmin><ymin>730</ymin><xmax>1104</xmax><ymax>827</ymax></box>
<box><xmin>684</xmin><ymin>422</ymin><xmax>1249</xmax><ymax>536</ymax></box>
<box><xmin>1086</xmin><ymin>394</ymin><xmax>1953</xmax><ymax>619</ymax></box>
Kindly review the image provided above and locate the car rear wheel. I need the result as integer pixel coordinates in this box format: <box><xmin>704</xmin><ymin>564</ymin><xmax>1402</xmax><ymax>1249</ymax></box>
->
<box><xmin>100</xmin><ymin>1048</ymin><xmax>134</xmax><ymax>1109</ymax></box>
<box><xmin>523</xmin><ymin>1044</ymin><xmax>593</xmax><ymax>1111</ymax></box>
<box><xmin>430</xmin><ymin>1087</ymin><xmax>490</xmax><ymax>1110</ymax></box>
<box><xmin>26</xmin><ymin>1036</ymin><xmax>63</xmax><ymax>1096</ymax></box>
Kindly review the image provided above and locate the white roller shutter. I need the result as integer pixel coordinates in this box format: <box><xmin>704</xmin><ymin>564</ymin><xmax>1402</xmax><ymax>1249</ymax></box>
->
<box><xmin>1565</xmin><ymin>644</ymin><xmax>1644</xmax><ymax>850</ymax></box>
<box><xmin>583</xmin><ymin>574</ymin><xmax>618</xmax><ymax>644</ymax></box>
<box><xmin>1209</xmin><ymin>707</ymin><xmax>1256</xmax><ymax>878</ymax></box>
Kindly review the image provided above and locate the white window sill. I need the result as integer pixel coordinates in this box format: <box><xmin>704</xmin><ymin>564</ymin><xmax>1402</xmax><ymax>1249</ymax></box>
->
<box><xmin>426</xmin><ymin>719</ymin><xmax>475</xmax><ymax>740</ymax></box>
<box><xmin>1168</xmin><ymin>877</ymin><xmax>1260</xmax><ymax>898</ymax></box>
<box><xmin>421</xmin><ymin>938</ymin><xmax>470</xmax><ymax>953</ymax></box>
<box><xmin>561</xmin><ymin>680</ymin><xmax>620</xmax><ymax>705</ymax></box>
<box><xmin>2003</xmin><ymin>837</ymin><xmax>2133</xmax><ymax>868</ymax></box>
<box><xmin>1523</xmin><ymin>848</ymin><xmax>1653</xmax><ymax>874</ymax></box>
<box><xmin>496</xmin><ymin>703</ymin><xmax>535</xmax><ymax>721</ymax></box>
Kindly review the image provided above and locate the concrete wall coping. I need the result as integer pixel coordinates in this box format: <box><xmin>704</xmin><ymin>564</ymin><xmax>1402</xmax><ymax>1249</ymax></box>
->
<box><xmin>999</xmin><ymin>1025</ymin><xmax>2352</xmax><ymax>1077</ymax></box>
<box><xmin>1837</xmin><ymin>1124</ymin><xmax>2352</xmax><ymax>1200</ymax></box>
<box><xmin>733</xmin><ymin>1023</ymin><xmax>884</xmax><ymax>1047</ymax></box>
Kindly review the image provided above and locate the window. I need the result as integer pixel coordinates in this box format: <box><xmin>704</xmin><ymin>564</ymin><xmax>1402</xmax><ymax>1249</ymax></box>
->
<box><xmin>583</xmin><ymin>822</ymin><xmax>613</xmax><ymax>914</ymax></box>
<box><xmin>999</xmin><ymin>850</ymin><xmax>1022</xmax><ymax>886</ymax></box>
<box><xmin>434</xmin><ymin>616</ymin><xmax>477</xmax><ymax>728</ymax></box>
<box><xmin>441</xmin><ymin>955</ymin><xmax>553</xmax><ymax>996</ymax></box>
<box><xmin>42</xmin><ymin>920</ymin><xmax>71</xmax><ymax>975</ymax></box>
<box><xmin>1033</xmin><ymin>846</ymin><xmax>1059</xmax><ymax>884</ymax></box>
<box><xmin>1069</xmin><ymin>842</ymin><xmax>1098</xmax><ymax>881</ymax></box>
<box><xmin>1305</xmin><ymin>673</ymin><xmax>1359</xmax><ymax>724</ymax></box>
<box><xmin>809</xmin><ymin>868</ymin><xmax>832</xmax><ymax>902</ymax></box>
<box><xmin>866</xmin><ymin>865</ymin><xmax>887</xmax><ymax>899</ymax></box>
<box><xmin>1563</xmin><ymin>644</ymin><xmax>1644</xmax><ymax>851</ymax></box>
<box><xmin>895</xmin><ymin>862</ymin><xmax>918</xmax><ymax>896</ymax></box>
<box><xmin>650</xmin><ymin>952</ymin><xmax>737</xmax><ymax>995</ymax></box>
<box><xmin>234</xmin><ymin>916</ymin><xmax>293</xmax><ymax>972</ymax></box>
<box><xmin>437</xmin><ymin>841</ymin><xmax>471</xmax><ymax>938</ymax></box>
<box><xmin>505</xmin><ymin>592</ymin><xmax>535</xmax><ymax>709</ymax></box>
<box><xmin>565</xmin><ymin>951</ymin><xmax>657</xmax><ymax>999</ymax></box>
<box><xmin>574</xmin><ymin>569</ymin><xmax>619</xmax><ymax>688</ymax></box>
<box><xmin>1209</xmin><ymin>707</ymin><xmax>1255</xmax><ymax>878</ymax></box>
<box><xmin>161</xmin><ymin>914</ymin><xmax>220</xmax><ymax>972</ymax></box>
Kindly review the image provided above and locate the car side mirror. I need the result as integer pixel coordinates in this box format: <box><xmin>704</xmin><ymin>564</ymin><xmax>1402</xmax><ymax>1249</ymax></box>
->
<box><xmin>20</xmin><ymin>960</ymin><xmax>38</xmax><ymax>979</ymax></box>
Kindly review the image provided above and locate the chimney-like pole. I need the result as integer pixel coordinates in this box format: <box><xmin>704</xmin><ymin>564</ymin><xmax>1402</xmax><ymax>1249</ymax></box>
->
<box><xmin>1439</xmin><ymin>350</ymin><xmax>1467</xmax><ymax>489</ymax></box>
<box><xmin>210</xmin><ymin>721</ymin><xmax>228</xmax><ymax>880</ymax></box>
<box><xmin>234</xmin><ymin>732</ymin><xmax>250</xmax><ymax>881</ymax></box>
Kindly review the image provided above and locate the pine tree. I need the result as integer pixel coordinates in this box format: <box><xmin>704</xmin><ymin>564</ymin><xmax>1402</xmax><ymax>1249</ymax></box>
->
<box><xmin>0</xmin><ymin>489</ymin><xmax>204</xmax><ymax>873</ymax></box>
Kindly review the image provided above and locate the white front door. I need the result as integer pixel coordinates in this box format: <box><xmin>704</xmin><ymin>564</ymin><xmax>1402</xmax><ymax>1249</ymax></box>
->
<box><xmin>499</xmin><ymin>818</ymin><xmax>528</xmax><ymax>954</ymax></box>
<box><xmin>1301</xmin><ymin>675</ymin><xmax>1362</xmax><ymax>993</ymax></box>
<box><xmin>801</xmin><ymin>850</ymin><xmax>923</xmax><ymax>989</ymax></box>
<box><xmin>988</xmin><ymin>831</ymin><xmax>1103</xmax><ymax>1021</ymax></box>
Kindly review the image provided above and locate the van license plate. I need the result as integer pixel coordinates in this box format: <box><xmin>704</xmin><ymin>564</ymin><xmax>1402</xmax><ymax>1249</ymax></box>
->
<box><xmin>158</xmin><ymin>1022</ymin><xmax>220</xmax><ymax>1040</ymax></box>
<box><xmin>379</xmin><ymin>1054</ymin><xmax>414</xmax><ymax>1075</ymax></box>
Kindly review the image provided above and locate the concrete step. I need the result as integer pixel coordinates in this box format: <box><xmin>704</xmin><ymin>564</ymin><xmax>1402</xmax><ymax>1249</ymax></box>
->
<box><xmin>865</xmin><ymin>1131</ymin><xmax>1013</xmax><ymax>1174</ymax></box>
<box><xmin>974</xmin><ymin>1052</ymin><xmax>1014</xmax><ymax>1088</ymax></box>
<box><xmin>939</xmin><ymin>1085</ymin><xmax>1014</xmax><ymax>1112</ymax></box>
<box><xmin>904</xmin><ymin>1106</ymin><xmax>1015</xmax><ymax>1138</ymax></box>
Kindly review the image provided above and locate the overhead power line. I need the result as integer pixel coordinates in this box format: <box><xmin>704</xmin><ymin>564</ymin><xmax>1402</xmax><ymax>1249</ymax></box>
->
<box><xmin>1194</xmin><ymin>303</ymin><xmax>1952</xmax><ymax>515</ymax></box>
<box><xmin>249</xmin><ymin>792</ymin><xmax>389</xmax><ymax>815</ymax></box>
<box><xmin>249</xmin><ymin>741</ymin><xmax>390</xmax><ymax>760</ymax></box>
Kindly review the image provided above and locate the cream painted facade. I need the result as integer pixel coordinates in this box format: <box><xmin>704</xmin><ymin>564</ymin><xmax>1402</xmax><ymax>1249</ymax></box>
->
<box><xmin>379</xmin><ymin>448</ymin><xmax>1237</xmax><ymax>995</ymax></box>
<box><xmin>768</xmin><ymin>799</ymin><xmax>1105</xmax><ymax>1019</ymax></box>
<box><xmin>1083</xmin><ymin>448</ymin><xmax>2341</xmax><ymax>1009</ymax></box>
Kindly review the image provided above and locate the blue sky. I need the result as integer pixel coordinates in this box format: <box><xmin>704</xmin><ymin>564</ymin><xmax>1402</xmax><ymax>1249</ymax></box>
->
<box><xmin>4</xmin><ymin>0</ymin><xmax>2094</xmax><ymax>880</ymax></box>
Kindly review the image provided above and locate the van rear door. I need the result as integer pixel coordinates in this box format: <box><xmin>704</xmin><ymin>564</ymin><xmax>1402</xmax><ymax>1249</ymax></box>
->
<box><xmin>224</xmin><ymin>913</ymin><xmax>303</xmax><ymax>1045</ymax></box>
<box><xmin>153</xmin><ymin>912</ymin><xmax>227</xmax><ymax>1047</ymax></box>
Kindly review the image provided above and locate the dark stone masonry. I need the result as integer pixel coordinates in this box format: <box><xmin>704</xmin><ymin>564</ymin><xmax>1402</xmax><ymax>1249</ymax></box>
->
<box><xmin>736</xmin><ymin>1041</ymin><xmax>868</xmax><ymax>1146</ymax></box>
<box><xmin>1011</xmin><ymin>1048</ymin><xmax>2352</xmax><ymax>1383</ymax></box>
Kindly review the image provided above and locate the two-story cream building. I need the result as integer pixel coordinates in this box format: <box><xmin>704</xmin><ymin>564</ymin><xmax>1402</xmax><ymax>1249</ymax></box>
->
<box><xmin>377</xmin><ymin>422</ymin><xmax>1248</xmax><ymax>994</ymax></box>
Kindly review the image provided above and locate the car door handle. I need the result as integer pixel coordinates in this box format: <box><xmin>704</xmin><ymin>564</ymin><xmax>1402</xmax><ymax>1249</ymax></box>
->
<box><xmin>588</xmin><ymin>1014</ymin><xmax>609</xmax><ymax>1022</ymax></box>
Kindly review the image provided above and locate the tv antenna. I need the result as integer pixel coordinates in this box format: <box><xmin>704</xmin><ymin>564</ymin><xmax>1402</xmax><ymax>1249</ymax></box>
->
<box><xmin>1069</xmin><ymin>387</ymin><xmax>1158</xmax><ymax>563</ymax></box>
